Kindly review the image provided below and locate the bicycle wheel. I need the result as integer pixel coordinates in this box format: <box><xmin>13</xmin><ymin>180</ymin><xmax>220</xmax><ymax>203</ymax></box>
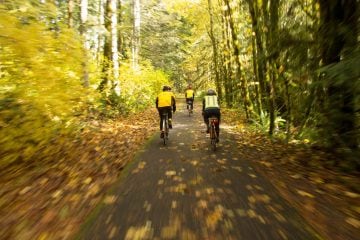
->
<box><xmin>187</xmin><ymin>102</ymin><xmax>191</xmax><ymax>117</ymax></box>
<box><xmin>210</xmin><ymin>123</ymin><xmax>216</xmax><ymax>151</ymax></box>
<box><xmin>163</xmin><ymin>114</ymin><xmax>168</xmax><ymax>145</ymax></box>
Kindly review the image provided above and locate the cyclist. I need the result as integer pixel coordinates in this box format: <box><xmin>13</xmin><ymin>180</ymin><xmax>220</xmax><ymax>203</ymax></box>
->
<box><xmin>185</xmin><ymin>85</ymin><xmax>195</xmax><ymax>111</ymax></box>
<box><xmin>202</xmin><ymin>89</ymin><xmax>221</xmax><ymax>142</ymax></box>
<box><xmin>156</xmin><ymin>86</ymin><xmax>176</xmax><ymax>138</ymax></box>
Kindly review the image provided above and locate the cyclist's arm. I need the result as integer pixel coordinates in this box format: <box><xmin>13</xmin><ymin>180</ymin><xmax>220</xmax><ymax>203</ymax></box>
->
<box><xmin>172</xmin><ymin>96</ymin><xmax>176</xmax><ymax>111</ymax></box>
<box><xmin>202</xmin><ymin>98</ymin><xmax>205</xmax><ymax>112</ymax></box>
<box><xmin>155</xmin><ymin>97</ymin><xmax>159</xmax><ymax>108</ymax></box>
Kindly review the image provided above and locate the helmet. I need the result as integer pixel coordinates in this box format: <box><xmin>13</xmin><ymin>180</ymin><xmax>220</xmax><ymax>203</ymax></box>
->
<box><xmin>162</xmin><ymin>85</ymin><xmax>169</xmax><ymax>91</ymax></box>
<box><xmin>207</xmin><ymin>89</ymin><xmax>216</xmax><ymax>95</ymax></box>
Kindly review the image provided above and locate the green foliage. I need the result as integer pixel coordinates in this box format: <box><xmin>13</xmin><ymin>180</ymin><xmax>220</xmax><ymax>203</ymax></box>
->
<box><xmin>140</xmin><ymin>0</ymin><xmax>192</xmax><ymax>88</ymax></box>
<box><xmin>249</xmin><ymin>110</ymin><xmax>286</xmax><ymax>134</ymax></box>
<box><xmin>0</xmin><ymin>5</ymin><xmax>93</xmax><ymax>168</ymax></box>
<box><xmin>315</xmin><ymin>49</ymin><xmax>360</xmax><ymax>150</ymax></box>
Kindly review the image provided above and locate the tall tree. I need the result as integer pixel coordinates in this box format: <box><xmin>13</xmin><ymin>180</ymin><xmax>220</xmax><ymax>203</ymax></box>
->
<box><xmin>207</xmin><ymin>0</ymin><xmax>222</xmax><ymax>101</ymax></box>
<box><xmin>80</xmin><ymin>0</ymin><xmax>90</xmax><ymax>87</ymax></box>
<box><xmin>266</xmin><ymin>0</ymin><xmax>280</xmax><ymax>136</ymax></box>
<box><xmin>68</xmin><ymin>0</ymin><xmax>74</xmax><ymax>28</ymax></box>
<box><xmin>246</xmin><ymin>0</ymin><xmax>268</xmax><ymax>117</ymax></box>
<box><xmin>223</xmin><ymin>0</ymin><xmax>250</xmax><ymax>118</ymax></box>
<box><xmin>111</xmin><ymin>0</ymin><xmax>120</xmax><ymax>94</ymax></box>
<box><xmin>220</xmin><ymin>2</ymin><xmax>233</xmax><ymax>107</ymax></box>
<box><xmin>132</xmin><ymin>0</ymin><xmax>141</xmax><ymax>70</ymax></box>
<box><xmin>99</xmin><ymin>0</ymin><xmax>113</xmax><ymax>91</ymax></box>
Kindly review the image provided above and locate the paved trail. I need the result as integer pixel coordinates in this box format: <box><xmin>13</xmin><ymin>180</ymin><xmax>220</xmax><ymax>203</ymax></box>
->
<box><xmin>78</xmin><ymin>102</ymin><xmax>319</xmax><ymax>240</ymax></box>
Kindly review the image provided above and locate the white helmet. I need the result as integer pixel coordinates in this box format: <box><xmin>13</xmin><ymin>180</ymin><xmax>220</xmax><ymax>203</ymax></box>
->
<box><xmin>207</xmin><ymin>89</ymin><xmax>216</xmax><ymax>95</ymax></box>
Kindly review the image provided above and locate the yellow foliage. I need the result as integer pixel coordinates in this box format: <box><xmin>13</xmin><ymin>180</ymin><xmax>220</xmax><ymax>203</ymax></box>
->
<box><xmin>118</xmin><ymin>61</ymin><xmax>170</xmax><ymax>111</ymax></box>
<box><xmin>0</xmin><ymin>5</ymin><xmax>95</xmax><ymax>167</ymax></box>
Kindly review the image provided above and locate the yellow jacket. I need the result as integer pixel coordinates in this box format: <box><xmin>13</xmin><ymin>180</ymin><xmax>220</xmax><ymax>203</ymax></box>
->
<box><xmin>156</xmin><ymin>91</ymin><xmax>176</xmax><ymax>108</ymax></box>
<box><xmin>185</xmin><ymin>89</ymin><xmax>194</xmax><ymax>99</ymax></box>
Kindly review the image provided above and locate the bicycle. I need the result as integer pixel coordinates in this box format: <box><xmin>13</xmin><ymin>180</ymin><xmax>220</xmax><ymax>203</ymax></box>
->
<box><xmin>208</xmin><ymin>116</ymin><xmax>218</xmax><ymax>151</ymax></box>
<box><xmin>161</xmin><ymin>112</ymin><xmax>169</xmax><ymax>145</ymax></box>
<box><xmin>186</xmin><ymin>99</ymin><xmax>193</xmax><ymax>117</ymax></box>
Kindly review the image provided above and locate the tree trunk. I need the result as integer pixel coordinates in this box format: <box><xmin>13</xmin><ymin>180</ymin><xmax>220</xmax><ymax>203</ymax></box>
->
<box><xmin>223</xmin><ymin>0</ymin><xmax>250</xmax><ymax>118</ymax></box>
<box><xmin>220</xmin><ymin>5</ymin><xmax>233</xmax><ymax>107</ymax></box>
<box><xmin>132</xmin><ymin>0</ymin><xmax>141</xmax><ymax>70</ymax></box>
<box><xmin>251</xmin><ymin>34</ymin><xmax>262</xmax><ymax>118</ymax></box>
<box><xmin>68</xmin><ymin>0</ymin><xmax>74</xmax><ymax>28</ymax></box>
<box><xmin>117</xmin><ymin>0</ymin><xmax>126</xmax><ymax>59</ymax></box>
<box><xmin>111</xmin><ymin>0</ymin><xmax>120</xmax><ymax>95</ymax></box>
<box><xmin>283</xmin><ymin>72</ymin><xmax>291</xmax><ymax>142</ymax></box>
<box><xmin>80</xmin><ymin>0</ymin><xmax>89</xmax><ymax>87</ymax></box>
<box><xmin>99</xmin><ymin>0</ymin><xmax>112</xmax><ymax>92</ymax></box>
<box><xmin>207</xmin><ymin>0</ymin><xmax>222</xmax><ymax>101</ymax></box>
<box><xmin>97</xmin><ymin>0</ymin><xmax>105</xmax><ymax>66</ymax></box>
<box><xmin>267</xmin><ymin>0</ymin><xmax>280</xmax><ymax>136</ymax></box>
<box><xmin>247</xmin><ymin>0</ymin><xmax>267</xmax><ymax>116</ymax></box>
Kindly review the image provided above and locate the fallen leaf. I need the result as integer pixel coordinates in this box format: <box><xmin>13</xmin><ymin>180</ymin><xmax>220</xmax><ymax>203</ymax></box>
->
<box><xmin>296</xmin><ymin>190</ymin><xmax>315</xmax><ymax>198</ymax></box>
<box><xmin>247</xmin><ymin>209</ymin><xmax>257</xmax><ymax>218</ymax></box>
<box><xmin>166</xmin><ymin>171</ymin><xmax>176</xmax><ymax>177</ymax></box>
<box><xmin>236</xmin><ymin>209</ymin><xmax>246</xmax><ymax>217</ymax></box>
<box><xmin>197</xmin><ymin>200</ymin><xmax>208</xmax><ymax>209</ymax></box>
<box><xmin>52</xmin><ymin>190</ymin><xmax>63</xmax><ymax>198</ymax></box>
<box><xmin>19</xmin><ymin>186</ymin><xmax>32</xmax><ymax>195</ymax></box>
<box><xmin>109</xmin><ymin>226</ymin><xmax>117</xmax><ymax>239</ymax></box>
<box><xmin>84</xmin><ymin>177</ymin><xmax>92</xmax><ymax>184</ymax></box>
<box><xmin>104</xmin><ymin>195</ymin><xmax>117</xmax><ymax>204</ymax></box>
<box><xmin>346</xmin><ymin>217</ymin><xmax>360</xmax><ymax>228</ymax></box>
<box><xmin>125</xmin><ymin>221</ymin><xmax>153</xmax><ymax>240</ymax></box>
<box><xmin>344</xmin><ymin>191</ymin><xmax>360</xmax><ymax>198</ymax></box>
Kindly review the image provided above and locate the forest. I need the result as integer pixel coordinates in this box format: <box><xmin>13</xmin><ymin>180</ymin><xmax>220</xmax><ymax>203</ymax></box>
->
<box><xmin>0</xmin><ymin>0</ymin><xmax>359</xmax><ymax>239</ymax></box>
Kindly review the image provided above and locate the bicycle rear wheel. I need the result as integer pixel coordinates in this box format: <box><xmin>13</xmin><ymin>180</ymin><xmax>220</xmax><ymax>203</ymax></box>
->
<box><xmin>210</xmin><ymin>124</ymin><xmax>216</xmax><ymax>151</ymax></box>
<box><xmin>187</xmin><ymin>102</ymin><xmax>192</xmax><ymax>117</ymax></box>
<box><xmin>162</xmin><ymin>114</ymin><xmax>169</xmax><ymax>145</ymax></box>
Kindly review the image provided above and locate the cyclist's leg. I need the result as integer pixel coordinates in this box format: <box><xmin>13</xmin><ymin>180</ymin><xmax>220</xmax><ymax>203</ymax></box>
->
<box><xmin>158</xmin><ymin>108</ymin><xmax>164</xmax><ymax>131</ymax></box>
<box><xmin>191</xmin><ymin>99</ymin><xmax>194</xmax><ymax>110</ymax></box>
<box><xmin>167</xmin><ymin>107</ymin><xmax>173</xmax><ymax>129</ymax></box>
<box><xmin>158</xmin><ymin>108</ymin><xmax>165</xmax><ymax>138</ymax></box>
<box><xmin>215</xmin><ymin>110</ymin><xmax>220</xmax><ymax>141</ymax></box>
<box><xmin>203</xmin><ymin>110</ymin><xmax>210</xmax><ymax>133</ymax></box>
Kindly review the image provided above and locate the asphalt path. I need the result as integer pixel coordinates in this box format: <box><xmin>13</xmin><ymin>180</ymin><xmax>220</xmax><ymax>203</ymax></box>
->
<box><xmin>77</xmin><ymin>101</ymin><xmax>319</xmax><ymax>240</ymax></box>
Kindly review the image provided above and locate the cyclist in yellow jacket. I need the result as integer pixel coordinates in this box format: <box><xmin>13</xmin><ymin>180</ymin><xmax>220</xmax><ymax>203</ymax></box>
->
<box><xmin>202</xmin><ymin>89</ymin><xmax>221</xmax><ymax>142</ymax></box>
<box><xmin>185</xmin><ymin>85</ymin><xmax>195</xmax><ymax>111</ymax></box>
<box><xmin>156</xmin><ymin>86</ymin><xmax>176</xmax><ymax>137</ymax></box>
